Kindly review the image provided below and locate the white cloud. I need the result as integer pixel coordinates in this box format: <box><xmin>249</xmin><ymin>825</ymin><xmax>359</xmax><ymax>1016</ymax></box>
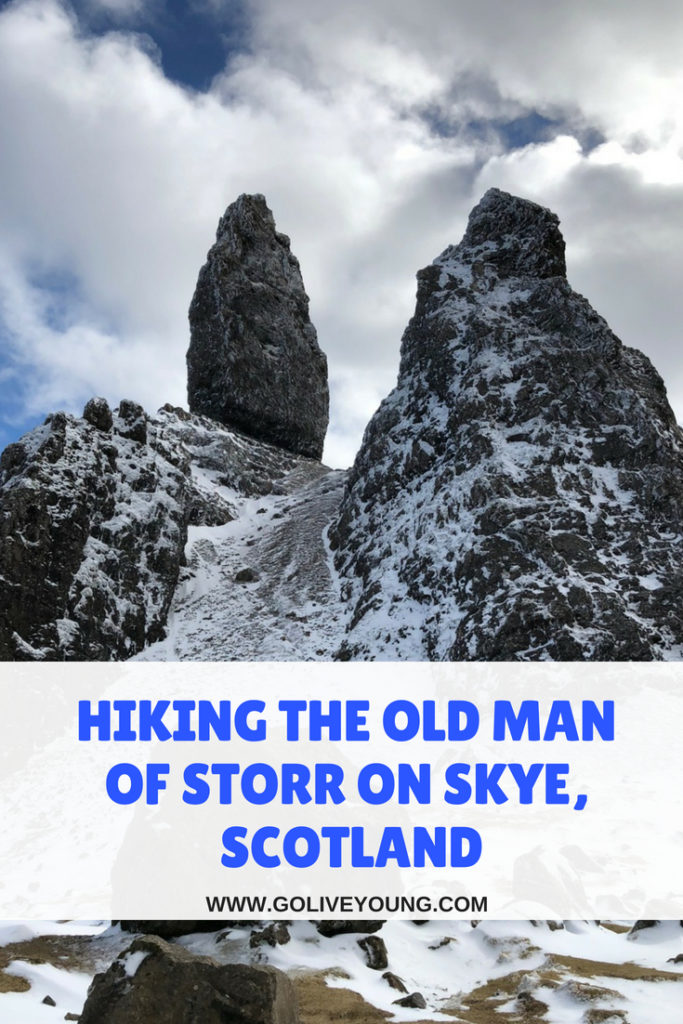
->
<box><xmin>1</xmin><ymin>0</ymin><xmax>683</xmax><ymax>467</ymax></box>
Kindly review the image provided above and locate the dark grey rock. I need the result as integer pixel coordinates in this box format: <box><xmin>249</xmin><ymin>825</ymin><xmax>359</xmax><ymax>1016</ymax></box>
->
<box><xmin>83</xmin><ymin>397</ymin><xmax>113</xmax><ymax>432</ymax></box>
<box><xmin>0</xmin><ymin>402</ymin><xmax>315</xmax><ymax>661</ymax></box>
<box><xmin>382</xmin><ymin>971</ymin><xmax>408</xmax><ymax>992</ymax></box>
<box><xmin>187</xmin><ymin>193</ymin><xmax>329</xmax><ymax>459</ymax></box>
<box><xmin>42</xmin><ymin>994</ymin><xmax>57</xmax><ymax>1006</ymax></box>
<box><xmin>117</xmin><ymin>920</ymin><xmax>254</xmax><ymax>939</ymax></box>
<box><xmin>330</xmin><ymin>188</ymin><xmax>683</xmax><ymax>661</ymax></box>
<box><xmin>393</xmin><ymin>992</ymin><xmax>426</xmax><ymax>1009</ymax></box>
<box><xmin>628</xmin><ymin>920</ymin><xmax>659</xmax><ymax>935</ymax></box>
<box><xmin>250</xmin><ymin>922</ymin><xmax>291</xmax><ymax>948</ymax></box>
<box><xmin>315</xmin><ymin>920</ymin><xmax>384</xmax><ymax>937</ymax></box>
<box><xmin>357</xmin><ymin>935</ymin><xmax>388</xmax><ymax>970</ymax></box>
<box><xmin>116</xmin><ymin>400</ymin><xmax>147</xmax><ymax>444</ymax></box>
<box><xmin>79</xmin><ymin>935</ymin><xmax>298</xmax><ymax>1024</ymax></box>
<box><xmin>0</xmin><ymin>408</ymin><xmax>188</xmax><ymax>660</ymax></box>
<box><xmin>235</xmin><ymin>567</ymin><xmax>260</xmax><ymax>583</ymax></box>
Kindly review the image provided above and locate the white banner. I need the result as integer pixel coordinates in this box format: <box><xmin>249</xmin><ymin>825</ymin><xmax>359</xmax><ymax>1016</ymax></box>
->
<box><xmin>0</xmin><ymin>662</ymin><xmax>680</xmax><ymax>920</ymax></box>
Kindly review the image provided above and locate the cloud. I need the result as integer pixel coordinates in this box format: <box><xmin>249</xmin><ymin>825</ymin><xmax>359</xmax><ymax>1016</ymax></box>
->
<box><xmin>85</xmin><ymin>0</ymin><xmax>148</xmax><ymax>17</ymax></box>
<box><xmin>1</xmin><ymin>0</ymin><xmax>682</xmax><ymax>467</ymax></box>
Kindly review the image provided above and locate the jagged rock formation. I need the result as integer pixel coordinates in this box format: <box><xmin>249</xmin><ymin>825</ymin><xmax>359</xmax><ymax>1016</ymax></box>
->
<box><xmin>0</xmin><ymin>400</ymin><xmax>331</xmax><ymax>661</ymax></box>
<box><xmin>187</xmin><ymin>194</ymin><xmax>329</xmax><ymax>459</ymax></box>
<box><xmin>4</xmin><ymin>188</ymin><xmax>683</xmax><ymax>663</ymax></box>
<box><xmin>79</xmin><ymin>935</ymin><xmax>298</xmax><ymax>1024</ymax></box>
<box><xmin>0</xmin><ymin>400</ymin><xmax>187</xmax><ymax>660</ymax></box>
<box><xmin>330</xmin><ymin>188</ymin><xmax>683</xmax><ymax>660</ymax></box>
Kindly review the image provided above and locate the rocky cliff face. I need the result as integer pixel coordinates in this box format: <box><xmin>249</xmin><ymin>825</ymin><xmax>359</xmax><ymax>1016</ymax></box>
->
<box><xmin>330</xmin><ymin>189</ymin><xmax>683</xmax><ymax>660</ymax></box>
<box><xmin>0</xmin><ymin>399</ymin><xmax>330</xmax><ymax>660</ymax></box>
<box><xmin>187</xmin><ymin>194</ymin><xmax>329</xmax><ymax>460</ymax></box>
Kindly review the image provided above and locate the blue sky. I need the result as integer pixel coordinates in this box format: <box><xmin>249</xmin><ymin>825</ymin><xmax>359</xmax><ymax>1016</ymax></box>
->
<box><xmin>1</xmin><ymin>0</ymin><xmax>683</xmax><ymax>465</ymax></box>
<box><xmin>72</xmin><ymin>0</ymin><xmax>246</xmax><ymax>89</ymax></box>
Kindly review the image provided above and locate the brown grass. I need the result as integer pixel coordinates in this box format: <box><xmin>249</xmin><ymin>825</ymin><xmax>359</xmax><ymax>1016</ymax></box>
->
<box><xmin>547</xmin><ymin>953</ymin><xmax>683</xmax><ymax>984</ymax></box>
<box><xmin>0</xmin><ymin>970</ymin><xmax>30</xmax><ymax>994</ymax></box>
<box><xmin>293</xmin><ymin>970</ymin><xmax>451</xmax><ymax>1024</ymax></box>
<box><xmin>293</xmin><ymin>970</ymin><xmax>392</xmax><ymax>1024</ymax></box>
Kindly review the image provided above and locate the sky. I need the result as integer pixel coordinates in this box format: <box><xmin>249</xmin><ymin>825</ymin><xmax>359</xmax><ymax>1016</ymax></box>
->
<box><xmin>1</xmin><ymin>1</ymin><xmax>683</xmax><ymax>467</ymax></box>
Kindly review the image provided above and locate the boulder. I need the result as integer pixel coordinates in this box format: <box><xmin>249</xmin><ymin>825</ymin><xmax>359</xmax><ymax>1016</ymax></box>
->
<box><xmin>393</xmin><ymin>992</ymin><xmax>426</xmax><ymax>1009</ymax></box>
<box><xmin>79</xmin><ymin>935</ymin><xmax>299</xmax><ymax>1024</ymax></box>
<box><xmin>382</xmin><ymin>971</ymin><xmax>407</xmax><ymax>992</ymax></box>
<box><xmin>83</xmin><ymin>397</ymin><xmax>113</xmax><ymax>432</ymax></box>
<box><xmin>315</xmin><ymin>921</ymin><xmax>384</xmax><ymax>937</ymax></box>
<box><xmin>357</xmin><ymin>935</ymin><xmax>388</xmax><ymax>970</ymax></box>
<box><xmin>250</xmin><ymin>923</ymin><xmax>291</xmax><ymax>948</ymax></box>
<box><xmin>116</xmin><ymin>400</ymin><xmax>148</xmax><ymax>444</ymax></box>
<box><xmin>118</xmin><ymin>921</ymin><xmax>253</xmax><ymax>939</ymax></box>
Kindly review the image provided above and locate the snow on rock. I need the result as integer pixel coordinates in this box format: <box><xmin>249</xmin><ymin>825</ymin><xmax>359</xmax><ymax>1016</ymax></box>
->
<box><xmin>0</xmin><ymin>402</ymin><xmax>341</xmax><ymax>661</ymax></box>
<box><xmin>4</xmin><ymin>188</ymin><xmax>683</xmax><ymax>665</ymax></box>
<box><xmin>79</xmin><ymin>935</ymin><xmax>299</xmax><ymax>1024</ymax></box>
<box><xmin>136</xmin><ymin>461</ymin><xmax>346</xmax><ymax>661</ymax></box>
<box><xmin>185</xmin><ymin>919</ymin><xmax>683</xmax><ymax>1024</ymax></box>
<box><xmin>1</xmin><ymin>917</ymin><xmax>681</xmax><ymax>1021</ymax></box>
<box><xmin>330</xmin><ymin>188</ymin><xmax>683</xmax><ymax>660</ymax></box>
<box><xmin>0</xmin><ymin>403</ymin><xmax>189</xmax><ymax>660</ymax></box>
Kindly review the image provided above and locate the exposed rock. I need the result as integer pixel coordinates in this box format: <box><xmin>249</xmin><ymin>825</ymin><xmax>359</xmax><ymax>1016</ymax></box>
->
<box><xmin>667</xmin><ymin>953</ymin><xmax>683</xmax><ymax>964</ymax></box>
<box><xmin>79</xmin><ymin>935</ymin><xmax>298</xmax><ymax>1024</ymax></box>
<box><xmin>357</xmin><ymin>935</ymin><xmax>388</xmax><ymax>970</ymax></box>
<box><xmin>516</xmin><ymin>990</ymin><xmax>549</xmax><ymax>1017</ymax></box>
<box><xmin>83</xmin><ymin>396</ymin><xmax>113</xmax><ymax>432</ymax></box>
<box><xmin>0</xmin><ymin>402</ymin><xmax>331</xmax><ymax>661</ymax></box>
<box><xmin>6</xmin><ymin>189</ymin><xmax>683</xmax><ymax>668</ymax></box>
<box><xmin>187</xmin><ymin>193</ymin><xmax>329</xmax><ymax>459</ymax></box>
<box><xmin>559</xmin><ymin>980</ymin><xmax>622</xmax><ymax>1004</ymax></box>
<box><xmin>0</xmin><ymin>407</ymin><xmax>187</xmax><ymax>660</ymax></box>
<box><xmin>382</xmin><ymin>971</ymin><xmax>408</xmax><ymax>992</ymax></box>
<box><xmin>315</xmin><ymin>921</ymin><xmax>384</xmax><ymax>938</ymax></box>
<box><xmin>42</xmin><ymin>994</ymin><xmax>57</xmax><ymax>1006</ymax></box>
<box><xmin>582</xmin><ymin>1011</ymin><xmax>629</xmax><ymax>1024</ymax></box>
<box><xmin>250</xmin><ymin>923</ymin><xmax>291</xmax><ymax>948</ymax></box>
<box><xmin>116</xmin><ymin>400</ymin><xmax>147</xmax><ymax>444</ymax></box>
<box><xmin>235</xmin><ymin>567</ymin><xmax>260</xmax><ymax>583</ymax></box>
<box><xmin>331</xmin><ymin>188</ymin><xmax>683</xmax><ymax>660</ymax></box>
<box><xmin>118</xmin><ymin>921</ymin><xmax>253</xmax><ymax>939</ymax></box>
<box><xmin>628</xmin><ymin>920</ymin><xmax>658</xmax><ymax>936</ymax></box>
<box><xmin>393</xmin><ymin>991</ymin><xmax>426</xmax><ymax>1008</ymax></box>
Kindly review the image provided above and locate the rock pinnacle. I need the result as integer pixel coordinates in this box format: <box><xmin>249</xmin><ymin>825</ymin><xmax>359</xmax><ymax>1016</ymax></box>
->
<box><xmin>187</xmin><ymin>194</ymin><xmax>329</xmax><ymax>459</ymax></box>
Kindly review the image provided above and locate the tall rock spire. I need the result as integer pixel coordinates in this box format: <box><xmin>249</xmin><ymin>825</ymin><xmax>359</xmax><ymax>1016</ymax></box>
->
<box><xmin>331</xmin><ymin>188</ymin><xmax>683</xmax><ymax>660</ymax></box>
<box><xmin>187</xmin><ymin>194</ymin><xmax>329</xmax><ymax>460</ymax></box>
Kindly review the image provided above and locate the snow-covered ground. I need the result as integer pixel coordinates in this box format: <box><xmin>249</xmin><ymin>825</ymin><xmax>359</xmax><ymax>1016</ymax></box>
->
<box><xmin>135</xmin><ymin>463</ymin><xmax>348</xmax><ymax>660</ymax></box>
<box><xmin>1</xmin><ymin>919</ymin><xmax>680</xmax><ymax>1022</ymax></box>
<box><xmin>0</xmin><ymin>921</ymin><xmax>123</xmax><ymax>1022</ymax></box>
